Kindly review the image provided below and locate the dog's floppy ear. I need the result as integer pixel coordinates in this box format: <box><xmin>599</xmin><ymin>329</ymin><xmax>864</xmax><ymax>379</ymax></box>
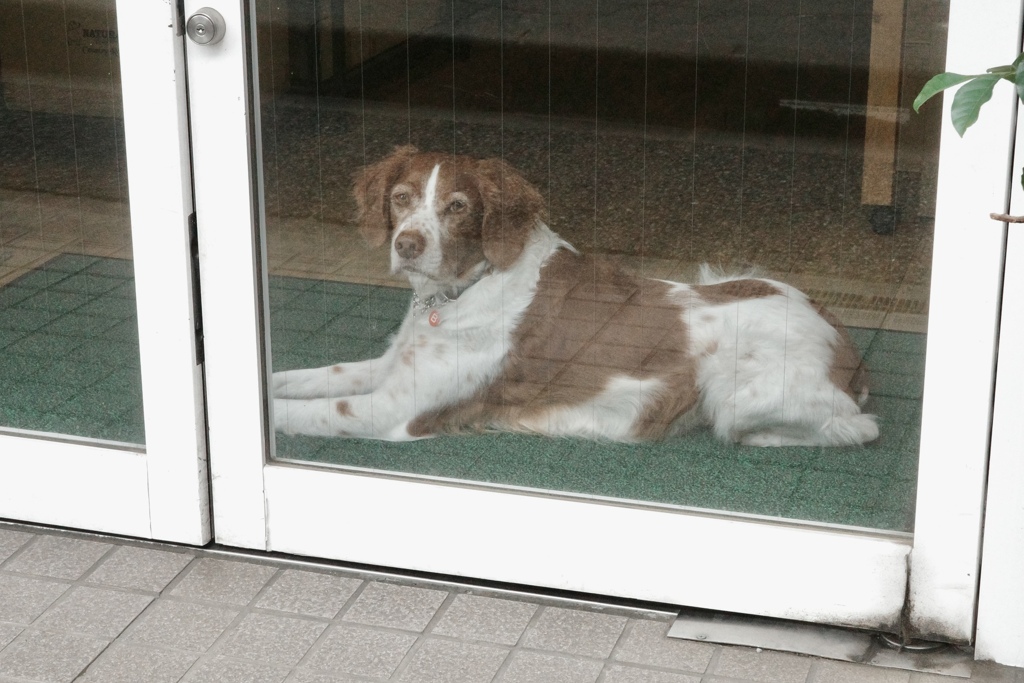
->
<box><xmin>475</xmin><ymin>158</ymin><xmax>545</xmax><ymax>270</ymax></box>
<box><xmin>352</xmin><ymin>145</ymin><xmax>418</xmax><ymax>247</ymax></box>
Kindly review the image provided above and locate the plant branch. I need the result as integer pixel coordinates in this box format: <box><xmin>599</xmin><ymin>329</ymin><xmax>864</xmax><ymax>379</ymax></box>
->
<box><xmin>990</xmin><ymin>212</ymin><xmax>1024</xmax><ymax>223</ymax></box>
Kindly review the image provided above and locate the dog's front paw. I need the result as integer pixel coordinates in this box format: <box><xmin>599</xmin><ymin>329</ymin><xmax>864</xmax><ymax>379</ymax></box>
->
<box><xmin>270</xmin><ymin>371</ymin><xmax>291</xmax><ymax>398</ymax></box>
<box><xmin>271</xmin><ymin>398</ymin><xmax>293</xmax><ymax>433</ymax></box>
<box><xmin>740</xmin><ymin>431</ymin><xmax>786</xmax><ymax>447</ymax></box>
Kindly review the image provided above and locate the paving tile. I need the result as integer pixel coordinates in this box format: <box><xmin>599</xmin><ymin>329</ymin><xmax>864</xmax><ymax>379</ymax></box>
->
<box><xmin>0</xmin><ymin>529</ymin><xmax>33</xmax><ymax>565</ymax></box>
<box><xmin>255</xmin><ymin>569</ymin><xmax>362</xmax><ymax>619</ymax></box>
<box><xmin>917</xmin><ymin>661</ymin><xmax>1021</xmax><ymax>683</ymax></box>
<box><xmin>394</xmin><ymin>639</ymin><xmax>509</xmax><ymax>683</ymax></box>
<box><xmin>814</xmin><ymin>659</ymin><xmax>910</xmax><ymax>682</ymax></box>
<box><xmin>342</xmin><ymin>581</ymin><xmax>448</xmax><ymax>632</ymax></box>
<box><xmin>3</xmin><ymin>536</ymin><xmax>111</xmax><ymax>580</ymax></box>
<box><xmin>122</xmin><ymin>599</ymin><xmax>239</xmax><ymax>652</ymax></box>
<box><xmin>613</xmin><ymin>619</ymin><xmax>715</xmax><ymax>673</ymax></box>
<box><xmin>76</xmin><ymin>642</ymin><xmax>198</xmax><ymax>683</ymax></box>
<box><xmin>973</xmin><ymin>662</ymin><xmax>1024</xmax><ymax>683</ymax></box>
<box><xmin>86</xmin><ymin>545</ymin><xmax>193</xmax><ymax>593</ymax></box>
<box><xmin>431</xmin><ymin>594</ymin><xmax>538</xmax><ymax>646</ymax></box>
<box><xmin>521</xmin><ymin>606</ymin><xmax>628</xmax><ymax>659</ymax></box>
<box><xmin>712</xmin><ymin>647</ymin><xmax>813</xmax><ymax>683</ymax></box>
<box><xmin>170</xmin><ymin>558</ymin><xmax>276</xmax><ymax>605</ymax></box>
<box><xmin>217</xmin><ymin>612</ymin><xmax>327</xmax><ymax>667</ymax></box>
<box><xmin>6</xmin><ymin>528</ymin><xmax>1024</xmax><ymax>683</ymax></box>
<box><xmin>496</xmin><ymin>650</ymin><xmax>603</xmax><ymax>683</ymax></box>
<box><xmin>181</xmin><ymin>656</ymin><xmax>289</xmax><ymax>683</ymax></box>
<box><xmin>602</xmin><ymin>664</ymin><xmax>702</xmax><ymax>683</ymax></box>
<box><xmin>0</xmin><ymin>623</ymin><xmax>23</xmax><ymax>650</ymax></box>
<box><xmin>910</xmin><ymin>673</ymin><xmax>967</xmax><ymax>683</ymax></box>
<box><xmin>0</xmin><ymin>629</ymin><xmax>110</xmax><ymax>682</ymax></box>
<box><xmin>286</xmin><ymin>671</ymin><xmax>361</xmax><ymax>683</ymax></box>
<box><xmin>33</xmin><ymin>586</ymin><xmax>152</xmax><ymax>638</ymax></box>
<box><xmin>0</xmin><ymin>574</ymin><xmax>70</xmax><ymax>624</ymax></box>
<box><xmin>302</xmin><ymin>623</ymin><xmax>416</xmax><ymax>678</ymax></box>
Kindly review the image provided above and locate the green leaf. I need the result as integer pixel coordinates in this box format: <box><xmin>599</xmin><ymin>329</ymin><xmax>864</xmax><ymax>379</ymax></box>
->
<box><xmin>1013</xmin><ymin>52</ymin><xmax>1024</xmax><ymax>68</ymax></box>
<box><xmin>1016</xmin><ymin>58</ymin><xmax>1024</xmax><ymax>104</ymax></box>
<box><xmin>989</xmin><ymin>64</ymin><xmax>1017</xmax><ymax>82</ymax></box>
<box><xmin>950</xmin><ymin>74</ymin><xmax>1001</xmax><ymax>136</ymax></box>
<box><xmin>913</xmin><ymin>72</ymin><xmax>979</xmax><ymax>112</ymax></box>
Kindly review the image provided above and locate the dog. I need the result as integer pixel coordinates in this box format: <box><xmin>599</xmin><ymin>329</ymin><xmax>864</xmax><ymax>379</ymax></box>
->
<box><xmin>272</xmin><ymin>146</ymin><xmax>878</xmax><ymax>446</ymax></box>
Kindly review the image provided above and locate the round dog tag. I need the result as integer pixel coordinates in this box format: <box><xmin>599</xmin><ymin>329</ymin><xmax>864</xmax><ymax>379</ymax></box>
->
<box><xmin>428</xmin><ymin>310</ymin><xmax>441</xmax><ymax>327</ymax></box>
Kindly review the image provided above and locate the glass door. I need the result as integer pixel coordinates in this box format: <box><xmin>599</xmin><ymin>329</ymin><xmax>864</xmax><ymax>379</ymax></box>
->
<box><xmin>0</xmin><ymin>0</ymin><xmax>209</xmax><ymax>543</ymax></box>
<box><xmin>193</xmin><ymin>0</ymin><xmax>1019</xmax><ymax>639</ymax></box>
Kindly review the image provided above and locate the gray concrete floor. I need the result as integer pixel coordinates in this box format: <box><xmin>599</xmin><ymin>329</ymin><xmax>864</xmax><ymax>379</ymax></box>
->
<box><xmin>0</xmin><ymin>522</ymin><xmax>1021</xmax><ymax>683</ymax></box>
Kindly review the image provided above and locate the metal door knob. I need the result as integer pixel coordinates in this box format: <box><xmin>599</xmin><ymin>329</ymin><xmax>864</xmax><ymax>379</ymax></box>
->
<box><xmin>186</xmin><ymin>7</ymin><xmax>226</xmax><ymax>45</ymax></box>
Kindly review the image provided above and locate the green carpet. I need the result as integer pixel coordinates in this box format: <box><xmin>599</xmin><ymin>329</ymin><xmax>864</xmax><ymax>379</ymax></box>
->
<box><xmin>0</xmin><ymin>254</ymin><xmax>144</xmax><ymax>445</ymax></box>
<box><xmin>270</xmin><ymin>275</ymin><xmax>923</xmax><ymax>532</ymax></box>
<box><xmin>0</xmin><ymin>255</ymin><xmax>922</xmax><ymax>531</ymax></box>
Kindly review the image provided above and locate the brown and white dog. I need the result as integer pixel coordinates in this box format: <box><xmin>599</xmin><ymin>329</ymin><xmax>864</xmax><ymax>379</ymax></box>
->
<box><xmin>272</xmin><ymin>146</ymin><xmax>878</xmax><ymax>446</ymax></box>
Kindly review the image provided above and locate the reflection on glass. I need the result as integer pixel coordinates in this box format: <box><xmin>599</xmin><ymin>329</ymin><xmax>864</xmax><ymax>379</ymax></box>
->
<box><xmin>258</xmin><ymin>0</ymin><xmax>945</xmax><ymax>531</ymax></box>
<box><xmin>0</xmin><ymin>0</ymin><xmax>144</xmax><ymax>445</ymax></box>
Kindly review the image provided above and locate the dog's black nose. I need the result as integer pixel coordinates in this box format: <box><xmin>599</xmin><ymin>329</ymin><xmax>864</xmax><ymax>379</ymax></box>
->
<box><xmin>394</xmin><ymin>231</ymin><xmax>425</xmax><ymax>260</ymax></box>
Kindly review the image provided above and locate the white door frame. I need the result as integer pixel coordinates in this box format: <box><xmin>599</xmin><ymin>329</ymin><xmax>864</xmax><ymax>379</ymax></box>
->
<box><xmin>0</xmin><ymin>0</ymin><xmax>209</xmax><ymax>545</ymax></box>
<box><xmin>976</xmin><ymin>35</ymin><xmax>1024</xmax><ymax>664</ymax></box>
<box><xmin>907</xmin><ymin>0</ymin><xmax>1023</xmax><ymax>642</ymax></box>
<box><xmin>192</xmin><ymin>0</ymin><xmax>1019</xmax><ymax>638</ymax></box>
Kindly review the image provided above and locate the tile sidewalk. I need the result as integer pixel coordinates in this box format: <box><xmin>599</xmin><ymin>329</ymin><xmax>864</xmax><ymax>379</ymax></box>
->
<box><xmin>0</xmin><ymin>522</ymin><xmax>1021</xmax><ymax>683</ymax></box>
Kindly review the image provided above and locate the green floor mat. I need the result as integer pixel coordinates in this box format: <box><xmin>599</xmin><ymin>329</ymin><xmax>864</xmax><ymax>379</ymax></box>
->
<box><xmin>0</xmin><ymin>254</ymin><xmax>145</xmax><ymax>445</ymax></box>
<box><xmin>270</xmin><ymin>276</ymin><xmax>923</xmax><ymax>533</ymax></box>
<box><xmin>0</xmin><ymin>255</ymin><xmax>922</xmax><ymax>531</ymax></box>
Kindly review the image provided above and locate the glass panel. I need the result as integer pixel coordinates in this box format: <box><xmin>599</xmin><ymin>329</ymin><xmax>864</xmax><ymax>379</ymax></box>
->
<box><xmin>258</xmin><ymin>0</ymin><xmax>945</xmax><ymax>531</ymax></box>
<box><xmin>0</xmin><ymin>0</ymin><xmax>144</xmax><ymax>445</ymax></box>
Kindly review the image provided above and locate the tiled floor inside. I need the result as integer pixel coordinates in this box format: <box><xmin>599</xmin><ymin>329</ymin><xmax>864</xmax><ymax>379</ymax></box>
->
<box><xmin>0</xmin><ymin>522</ymin><xmax>1021</xmax><ymax>683</ymax></box>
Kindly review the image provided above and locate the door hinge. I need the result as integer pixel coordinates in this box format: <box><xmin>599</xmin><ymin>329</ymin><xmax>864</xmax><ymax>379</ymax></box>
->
<box><xmin>188</xmin><ymin>212</ymin><xmax>205</xmax><ymax>365</ymax></box>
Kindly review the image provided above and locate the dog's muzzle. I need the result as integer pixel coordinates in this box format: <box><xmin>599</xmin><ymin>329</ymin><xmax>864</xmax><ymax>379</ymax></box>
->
<box><xmin>394</xmin><ymin>230</ymin><xmax>426</xmax><ymax>261</ymax></box>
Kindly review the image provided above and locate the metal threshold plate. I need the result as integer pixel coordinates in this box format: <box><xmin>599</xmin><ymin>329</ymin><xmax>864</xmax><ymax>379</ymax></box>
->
<box><xmin>668</xmin><ymin>608</ymin><xmax>973</xmax><ymax>678</ymax></box>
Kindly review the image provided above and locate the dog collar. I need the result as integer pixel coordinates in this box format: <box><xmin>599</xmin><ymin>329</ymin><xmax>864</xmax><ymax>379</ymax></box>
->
<box><xmin>411</xmin><ymin>290</ymin><xmax>454</xmax><ymax>314</ymax></box>
<box><xmin>410</xmin><ymin>264</ymin><xmax>492</xmax><ymax>326</ymax></box>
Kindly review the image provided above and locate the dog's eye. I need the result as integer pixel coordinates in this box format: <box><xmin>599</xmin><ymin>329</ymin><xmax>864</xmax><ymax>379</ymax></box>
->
<box><xmin>392</xmin><ymin>192</ymin><xmax>410</xmax><ymax>206</ymax></box>
<box><xmin>448</xmin><ymin>199</ymin><xmax>467</xmax><ymax>213</ymax></box>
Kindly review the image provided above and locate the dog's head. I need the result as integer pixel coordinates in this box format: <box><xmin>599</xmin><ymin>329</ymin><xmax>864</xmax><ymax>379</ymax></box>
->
<box><xmin>353</xmin><ymin>146</ymin><xmax>545</xmax><ymax>283</ymax></box>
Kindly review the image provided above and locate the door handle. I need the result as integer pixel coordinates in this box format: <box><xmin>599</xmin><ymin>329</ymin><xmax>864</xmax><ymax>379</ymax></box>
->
<box><xmin>186</xmin><ymin>7</ymin><xmax>226</xmax><ymax>45</ymax></box>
